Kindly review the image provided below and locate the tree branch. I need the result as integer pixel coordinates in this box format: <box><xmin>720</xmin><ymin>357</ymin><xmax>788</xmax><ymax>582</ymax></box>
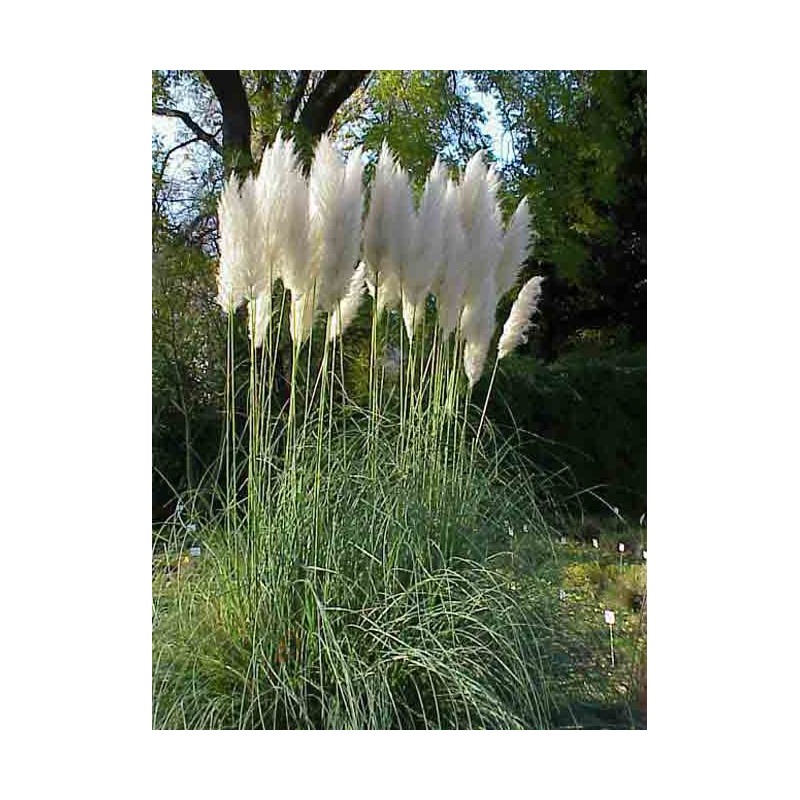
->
<box><xmin>281</xmin><ymin>70</ymin><xmax>311</xmax><ymax>127</ymax></box>
<box><xmin>153</xmin><ymin>106</ymin><xmax>222</xmax><ymax>155</ymax></box>
<box><xmin>297</xmin><ymin>70</ymin><xmax>370</xmax><ymax>140</ymax></box>
<box><xmin>157</xmin><ymin>136</ymin><xmax>201</xmax><ymax>184</ymax></box>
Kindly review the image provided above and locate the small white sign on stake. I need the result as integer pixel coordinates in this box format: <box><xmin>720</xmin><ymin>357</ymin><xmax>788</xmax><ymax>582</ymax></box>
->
<box><xmin>618</xmin><ymin>542</ymin><xmax>625</xmax><ymax>553</ymax></box>
<box><xmin>605</xmin><ymin>609</ymin><xmax>616</xmax><ymax>667</ymax></box>
<box><xmin>592</xmin><ymin>538</ymin><xmax>599</xmax><ymax>549</ymax></box>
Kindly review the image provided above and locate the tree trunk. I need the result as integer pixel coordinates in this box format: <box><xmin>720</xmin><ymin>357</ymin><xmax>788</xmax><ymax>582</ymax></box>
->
<box><xmin>203</xmin><ymin>70</ymin><xmax>254</xmax><ymax>178</ymax></box>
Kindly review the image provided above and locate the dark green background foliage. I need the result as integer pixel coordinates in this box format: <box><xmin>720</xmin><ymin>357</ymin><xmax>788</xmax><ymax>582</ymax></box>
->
<box><xmin>152</xmin><ymin>70</ymin><xmax>646</xmax><ymax>518</ymax></box>
<box><xmin>482</xmin><ymin>345</ymin><xmax>646</xmax><ymax>515</ymax></box>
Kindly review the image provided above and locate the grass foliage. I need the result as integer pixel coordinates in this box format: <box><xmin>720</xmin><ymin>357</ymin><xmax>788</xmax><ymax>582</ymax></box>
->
<box><xmin>153</xmin><ymin>417</ymin><xmax>563</xmax><ymax>729</ymax></box>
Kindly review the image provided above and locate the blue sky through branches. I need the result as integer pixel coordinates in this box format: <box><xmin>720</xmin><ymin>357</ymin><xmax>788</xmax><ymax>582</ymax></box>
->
<box><xmin>152</xmin><ymin>72</ymin><xmax>511</xmax><ymax>189</ymax></box>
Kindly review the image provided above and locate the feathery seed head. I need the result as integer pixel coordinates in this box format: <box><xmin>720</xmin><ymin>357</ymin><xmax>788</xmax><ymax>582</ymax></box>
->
<box><xmin>280</xmin><ymin>165</ymin><xmax>310</xmax><ymax>290</ymax></box>
<box><xmin>289</xmin><ymin>290</ymin><xmax>315</xmax><ymax>344</ymax></box>
<box><xmin>216</xmin><ymin>173</ymin><xmax>268</xmax><ymax>310</ymax></box>
<box><xmin>363</xmin><ymin>142</ymin><xmax>397</xmax><ymax>284</ymax></box>
<box><xmin>457</xmin><ymin>151</ymin><xmax>504</xmax><ymax>307</ymax></box>
<box><xmin>486</xmin><ymin>163</ymin><xmax>501</xmax><ymax>200</ymax></box>
<box><xmin>364</xmin><ymin>144</ymin><xmax>414</xmax><ymax>312</ymax></box>
<box><xmin>388</xmin><ymin>162</ymin><xmax>415</xmax><ymax>280</ymax></box>
<box><xmin>257</xmin><ymin>134</ymin><xmax>309</xmax><ymax>296</ymax></box>
<box><xmin>463</xmin><ymin>333</ymin><xmax>492</xmax><ymax>389</ymax></box>
<box><xmin>434</xmin><ymin>178</ymin><xmax>469</xmax><ymax>336</ymax></box>
<box><xmin>460</xmin><ymin>290</ymin><xmax>496</xmax><ymax>387</ymax></box>
<box><xmin>496</xmin><ymin>196</ymin><xmax>533</xmax><ymax>298</ymax></box>
<box><xmin>309</xmin><ymin>136</ymin><xmax>364</xmax><ymax>313</ymax></box>
<box><xmin>402</xmin><ymin>297</ymin><xmax>428</xmax><ymax>344</ymax></box>
<box><xmin>248</xmin><ymin>291</ymin><xmax>273</xmax><ymax>349</ymax></box>
<box><xmin>497</xmin><ymin>275</ymin><xmax>545</xmax><ymax>360</ymax></box>
<box><xmin>366</xmin><ymin>271</ymin><xmax>402</xmax><ymax>312</ymax></box>
<box><xmin>459</xmin><ymin>289</ymin><xmax>495</xmax><ymax>347</ymax></box>
<box><xmin>327</xmin><ymin>262</ymin><xmax>367</xmax><ymax>341</ymax></box>
<box><xmin>458</xmin><ymin>150</ymin><xmax>494</xmax><ymax>230</ymax></box>
<box><xmin>402</xmin><ymin>157</ymin><xmax>448</xmax><ymax>341</ymax></box>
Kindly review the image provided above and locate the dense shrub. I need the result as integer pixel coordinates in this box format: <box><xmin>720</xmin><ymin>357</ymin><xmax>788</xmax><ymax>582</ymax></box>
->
<box><xmin>481</xmin><ymin>345</ymin><xmax>646</xmax><ymax>516</ymax></box>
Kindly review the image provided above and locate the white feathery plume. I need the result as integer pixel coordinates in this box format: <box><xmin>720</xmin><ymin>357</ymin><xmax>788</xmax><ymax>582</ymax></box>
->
<box><xmin>388</xmin><ymin>160</ymin><xmax>415</xmax><ymax>293</ymax></box>
<box><xmin>216</xmin><ymin>173</ymin><xmax>266</xmax><ymax>310</ymax></box>
<box><xmin>458</xmin><ymin>150</ymin><xmax>491</xmax><ymax>233</ymax></box>
<box><xmin>343</xmin><ymin>148</ymin><xmax>365</xmax><ymax>246</ymax></box>
<box><xmin>366</xmin><ymin>271</ymin><xmax>402</xmax><ymax>313</ymax></box>
<box><xmin>279</xmin><ymin>161</ymin><xmax>311</xmax><ymax>293</ymax></box>
<box><xmin>248</xmin><ymin>291</ymin><xmax>272</xmax><ymax>349</ymax></box>
<box><xmin>327</xmin><ymin>262</ymin><xmax>367</xmax><ymax>341</ymax></box>
<box><xmin>363</xmin><ymin>142</ymin><xmax>397</xmax><ymax>290</ymax></box>
<box><xmin>258</xmin><ymin>132</ymin><xmax>310</xmax><ymax>298</ymax></box>
<box><xmin>459</xmin><ymin>288</ymin><xmax>491</xmax><ymax>344</ymax></box>
<box><xmin>464</xmin><ymin>337</ymin><xmax>492</xmax><ymax>389</ymax></box>
<box><xmin>309</xmin><ymin>136</ymin><xmax>364</xmax><ymax>313</ymax></box>
<box><xmin>456</xmin><ymin>151</ymin><xmax>504</xmax><ymax>387</ymax></box>
<box><xmin>401</xmin><ymin>298</ymin><xmax>428</xmax><ymax>344</ymax></box>
<box><xmin>460</xmin><ymin>285</ymin><xmax>496</xmax><ymax>388</ymax></box>
<box><xmin>486</xmin><ymin>163</ymin><xmax>504</xmax><ymax>231</ymax></box>
<box><xmin>458</xmin><ymin>151</ymin><xmax>503</xmax><ymax>308</ymax></box>
<box><xmin>364</xmin><ymin>143</ymin><xmax>415</xmax><ymax>312</ymax></box>
<box><xmin>255</xmin><ymin>133</ymin><xmax>289</xmax><ymax>279</ymax></box>
<box><xmin>402</xmin><ymin>157</ymin><xmax>447</xmax><ymax>342</ymax></box>
<box><xmin>433</xmin><ymin>178</ymin><xmax>468</xmax><ymax>336</ymax></box>
<box><xmin>497</xmin><ymin>276</ymin><xmax>545</xmax><ymax>360</ymax></box>
<box><xmin>486</xmin><ymin>163</ymin><xmax>501</xmax><ymax>201</ymax></box>
<box><xmin>496</xmin><ymin>196</ymin><xmax>533</xmax><ymax>298</ymax></box>
<box><xmin>290</xmin><ymin>291</ymin><xmax>315</xmax><ymax>344</ymax></box>
<box><xmin>253</xmin><ymin>133</ymin><xmax>313</xmax><ymax>345</ymax></box>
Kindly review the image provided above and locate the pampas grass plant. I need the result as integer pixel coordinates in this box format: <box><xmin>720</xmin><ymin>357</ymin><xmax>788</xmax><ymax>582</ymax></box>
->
<box><xmin>153</xmin><ymin>134</ymin><xmax>561</xmax><ymax>730</ymax></box>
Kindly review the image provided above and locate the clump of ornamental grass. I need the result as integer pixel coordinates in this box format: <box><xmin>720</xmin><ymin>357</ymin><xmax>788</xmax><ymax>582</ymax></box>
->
<box><xmin>154</xmin><ymin>134</ymin><xmax>555</xmax><ymax>729</ymax></box>
<box><xmin>152</xmin><ymin>420</ymin><xmax>562</xmax><ymax>730</ymax></box>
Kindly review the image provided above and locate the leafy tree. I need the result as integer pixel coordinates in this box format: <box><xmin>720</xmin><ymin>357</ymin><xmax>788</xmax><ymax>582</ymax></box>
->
<box><xmin>335</xmin><ymin>70</ymin><xmax>490</xmax><ymax>185</ymax></box>
<box><xmin>152</xmin><ymin>70</ymin><xmax>372</xmax><ymax>513</ymax></box>
<box><xmin>472</xmin><ymin>70</ymin><xmax>646</xmax><ymax>357</ymax></box>
<box><xmin>151</xmin><ymin>69</ymin><xmax>646</xmax><ymax>511</ymax></box>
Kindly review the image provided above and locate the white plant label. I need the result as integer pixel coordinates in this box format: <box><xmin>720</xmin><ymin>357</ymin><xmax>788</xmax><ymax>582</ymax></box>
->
<box><xmin>618</xmin><ymin>543</ymin><xmax>625</xmax><ymax>553</ymax></box>
<box><xmin>592</xmin><ymin>538</ymin><xmax>599</xmax><ymax>549</ymax></box>
<box><xmin>189</xmin><ymin>546</ymin><xmax>201</xmax><ymax>557</ymax></box>
<box><xmin>604</xmin><ymin>610</ymin><xmax>616</xmax><ymax>626</ymax></box>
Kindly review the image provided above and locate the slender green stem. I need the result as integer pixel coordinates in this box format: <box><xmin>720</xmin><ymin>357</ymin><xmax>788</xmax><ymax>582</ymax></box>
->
<box><xmin>476</xmin><ymin>354</ymin><xmax>499</xmax><ymax>443</ymax></box>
